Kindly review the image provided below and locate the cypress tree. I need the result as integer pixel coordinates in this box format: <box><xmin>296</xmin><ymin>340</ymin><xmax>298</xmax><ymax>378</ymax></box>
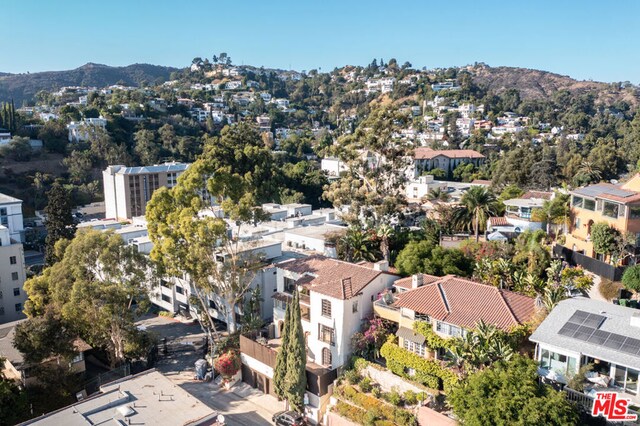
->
<box><xmin>273</xmin><ymin>297</ymin><xmax>292</xmax><ymax>399</ymax></box>
<box><xmin>284</xmin><ymin>291</ymin><xmax>307</xmax><ymax>412</ymax></box>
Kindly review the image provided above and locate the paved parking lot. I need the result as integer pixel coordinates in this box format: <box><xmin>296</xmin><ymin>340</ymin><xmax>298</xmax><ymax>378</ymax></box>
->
<box><xmin>137</xmin><ymin>315</ymin><xmax>281</xmax><ymax>426</ymax></box>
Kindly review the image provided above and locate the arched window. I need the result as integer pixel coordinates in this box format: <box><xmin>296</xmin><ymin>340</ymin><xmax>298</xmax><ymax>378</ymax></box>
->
<box><xmin>322</xmin><ymin>347</ymin><xmax>332</xmax><ymax>366</ymax></box>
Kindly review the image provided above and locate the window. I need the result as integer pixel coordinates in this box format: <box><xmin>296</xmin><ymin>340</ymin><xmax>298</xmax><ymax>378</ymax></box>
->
<box><xmin>284</xmin><ymin>277</ymin><xmax>296</xmax><ymax>293</ymax></box>
<box><xmin>175</xmin><ymin>286</ymin><xmax>184</xmax><ymax>295</ymax></box>
<box><xmin>583</xmin><ymin>199</ymin><xmax>596</xmax><ymax>211</ymax></box>
<box><xmin>275</xmin><ymin>299</ymin><xmax>287</xmax><ymax>311</ymax></box>
<box><xmin>403</xmin><ymin>338</ymin><xmax>426</xmax><ymax>357</ymax></box>
<box><xmin>319</xmin><ymin>324</ymin><xmax>335</xmax><ymax>346</ymax></box>
<box><xmin>539</xmin><ymin>348</ymin><xmax>577</xmax><ymax>377</ymax></box>
<box><xmin>13</xmin><ymin>288</ymin><xmax>19</xmax><ymax>296</ymax></box>
<box><xmin>321</xmin><ymin>299</ymin><xmax>332</xmax><ymax>318</ymax></box>
<box><xmin>11</xmin><ymin>272</ymin><xmax>18</xmax><ymax>281</ymax></box>
<box><xmin>15</xmin><ymin>303</ymin><xmax>21</xmax><ymax>312</ymax></box>
<box><xmin>614</xmin><ymin>366</ymin><xmax>639</xmax><ymax>395</ymax></box>
<box><xmin>352</xmin><ymin>301</ymin><xmax>358</xmax><ymax>313</ymax></box>
<box><xmin>603</xmin><ymin>202</ymin><xmax>620</xmax><ymax>218</ymax></box>
<box><xmin>322</xmin><ymin>348</ymin><xmax>332</xmax><ymax>366</ymax></box>
<box><xmin>631</xmin><ymin>206</ymin><xmax>640</xmax><ymax>219</ymax></box>
<box><xmin>72</xmin><ymin>353</ymin><xmax>84</xmax><ymax>363</ymax></box>
<box><xmin>9</xmin><ymin>256</ymin><xmax>16</xmax><ymax>265</ymax></box>
<box><xmin>161</xmin><ymin>294</ymin><xmax>172</xmax><ymax>303</ymax></box>
<box><xmin>160</xmin><ymin>279</ymin><xmax>170</xmax><ymax>288</ymax></box>
<box><xmin>572</xmin><ymin>196</ymin><xmax>584</xmax><ymax>208</ymax></box>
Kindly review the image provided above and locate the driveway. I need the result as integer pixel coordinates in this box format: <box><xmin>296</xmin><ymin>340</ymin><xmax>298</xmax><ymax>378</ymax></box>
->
<box><xmin>138</xmin><ymin>315</ymin><xmax>281</xmax><ymax>425</ymax></box>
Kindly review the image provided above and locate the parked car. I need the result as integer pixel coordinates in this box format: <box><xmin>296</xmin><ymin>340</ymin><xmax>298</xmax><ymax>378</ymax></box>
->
<box><xmin>272</xmin><ymin>411</ymin><xmax>306</xmax><ymax>426</ymax></box>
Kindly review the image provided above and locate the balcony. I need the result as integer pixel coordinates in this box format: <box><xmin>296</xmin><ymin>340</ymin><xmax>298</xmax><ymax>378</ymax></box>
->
<box><xmin>373</xmin><ymin>298</ymin><xmax>400</xmax><ymax>323</ymax></box>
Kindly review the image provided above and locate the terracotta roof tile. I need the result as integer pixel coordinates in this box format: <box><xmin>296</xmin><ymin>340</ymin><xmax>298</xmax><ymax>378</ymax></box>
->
<box><xmin>489</xmin><ymin>216</ymin><xmax>510</xmax><ymax>226</ymax></box>
<box><xmin>414</xmin><ymin>148</ymin><xmax>485</xmax><ymax>160</ymax></box>
<box><xmin>394</xmin><ymin>273</ymin><xmax>442</xmax><ymax>290</ymax></box>
<box><xmin>393</xmin><ymin>276</ymin><xmax>536</xmax><ymax>330</ymax></box>
<box><xmin>277</xmin><ymin>255</ymin><xmax>387</xmax><ymax>300</ymax></box>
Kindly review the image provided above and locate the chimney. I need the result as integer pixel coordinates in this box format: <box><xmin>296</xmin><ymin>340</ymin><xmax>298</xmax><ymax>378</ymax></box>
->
<box><xmin>342</xmin><ymin>277</ymin><xmax>352</xmax><ymax>299</ymax></box>
<box><xmin>324</xmin><ymin>243</ymin><xmax>338</xmax><ymax>259</ymax></box>
<box><xmin>374</xmin><ymin>260</ymin><xmax>389</xmax><ymax>272</ymax></box>
<box><xmin>411</xmin><ymin>274</ymin><xmax>423</xmax><ymax>289</ymax></box>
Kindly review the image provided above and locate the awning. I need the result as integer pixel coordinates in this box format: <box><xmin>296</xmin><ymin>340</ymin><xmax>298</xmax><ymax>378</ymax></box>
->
<box><xmin>396</xmin><ymin>327</ymin><xmax>426</xmax><ymax>345</ymax></box>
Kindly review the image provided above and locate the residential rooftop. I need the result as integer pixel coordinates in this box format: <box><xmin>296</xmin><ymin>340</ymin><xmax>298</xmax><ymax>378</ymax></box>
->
<box><xmin>21</xmin><ymin>369</ymin><xmax>218</xmax><ymax>426</ymax></box>
<box><xmin>414</xmin><ymin>148</ymin><xmax>485</xmax><ymax>160</ymax></box>
<box><xmin>393</xmin><ymin>275</ymin><xmax>536</xmax><ymax>330</ymax></box>
<box><xmin>105</xmin><ymin>162</ymin><xmax>190</xmax><ymax>176</ymax></box>
<box><xmin>530</xmin><ymin>298</ymin><xmax>640</xmax><ymax>370</ymax></box>
<box><xmin>0</xmin><ymin>192</ymin><xmax>22</xmax><ymax>204</ymax></box>
<box><xmin>571</xmin><ymin>174</ymin><xmax>640</xmax><ymax>205</ymax></box>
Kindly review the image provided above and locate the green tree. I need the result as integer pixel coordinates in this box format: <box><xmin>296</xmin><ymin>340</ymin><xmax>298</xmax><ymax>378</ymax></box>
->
<box><xmin>448</xmin><ymin>355</ymin><xmax>578</xmax><ymax>426</ymax></box>
<box><xmin>44</xmin><ymin>183</ymin><xmax>76</xmax><ymax>265</ymax></box>
<box><xmin>339</xmin><ymin>227</ymin><xmax>376</xmax><ymax>262</ymax></box>
<box><xmin>395</xmin><ymin>240</ymin><xmax>473</xmax><ymax>277</ymax></box>
<box><xmin>622</xmin><ymin>265</ymin><xmax>640</xmax><ymax>293</ymax></box>
<box><xmin>284</xmin><ymin>291</ymin><xmax>307</xmax><ymax>412</ymax></box>
<box><xmin>424</xmin><ymin>187</ymin><xmax>450</xmax><ymax>203</ymax></box>
<box><xmin>23</xmin><ymin>230</ymin><xmax>151</xmax><ymax>366</ymax></box>
<box><xmin>133</xmin><ymin>129</ymin><xmax>161</xmax><ymax>165</ymax></box>
<box><xmin>13</xmin><ymin>311</ymin><xmax>77</xmax><ymax>364</ymax></box>
<box><xmin>455</xmin><ymin>186</ymin><xmax>499</xmax><ymax>242</ymax></box>
<box><xmin>0</xmin><ymin>365</ymin><xmax>29</xmax><ymax>425</ymax></box>
<box><xmin>531</xmin><ymin>192</ymin><xmax>571</xmax><ymax>237</ymax></box>
<box><xmin>273</xmin><ymin>297</ymin><xmax>292</xmax><ymax>399</ymax></box>
<box><xmin>590</xmin><ymin>222</ymin><xmax>620</xmax><ymax>262</ymax></box>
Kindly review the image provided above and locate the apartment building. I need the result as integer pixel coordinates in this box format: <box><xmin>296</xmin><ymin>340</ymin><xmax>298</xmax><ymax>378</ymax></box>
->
<box><xmin>0</xmin><ymin>226</ymin><xmax>27</xmax><ymax>323</ymax></box>
<box><xmin>412</xmin><ymin>148</ymin><xmax>485</xmax><ymax>179</ymax></box>
<box><xmin>67</xmin><ymin>117</ymin><xmax>107</xmax><ymax>142</ymax></box>
<box><xmin>102</xmin><ymin>162</ymin><xmax>190</xmax><ymax>220</ymax></box>
<box><xmin>0</xmin><ymin>192</ymin><xmax>24</xmax><ymax>242</ymax></box>
<box><xmin>564</xmin><ymin>174</ymin><xmax>640</xmax><ymax>263</ymax></box>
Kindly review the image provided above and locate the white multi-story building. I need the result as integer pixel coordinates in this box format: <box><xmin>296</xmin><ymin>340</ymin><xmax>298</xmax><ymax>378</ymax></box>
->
<box><xmin>0</xmin><ymin>226</ymin><xmax>27</xmax><ymax>324</ymax></box>
<box><xmin>240</xmin><ymin>256</ymin><xmax>398</xmax><ymax>423</ymax></box>
<box><xmin>102</xmin><ymin>162</ymin><xmax>190</xmax><ymax>220</ymax></box>
<box><xmin>0</xmin><ymin>193</ymin><xmax>24</xmax><ymax>242</ymax></box>
<box><xmin>67</xmin><ymin>117</ymin><xmax>107</xmax><ymax>142</ymax></box>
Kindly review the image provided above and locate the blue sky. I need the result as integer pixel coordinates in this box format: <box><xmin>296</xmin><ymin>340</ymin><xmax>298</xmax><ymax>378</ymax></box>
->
<box><xmin>3</xmin><ymin>0</ymin><xmax>639</xmax><ymax>83</ymax></box>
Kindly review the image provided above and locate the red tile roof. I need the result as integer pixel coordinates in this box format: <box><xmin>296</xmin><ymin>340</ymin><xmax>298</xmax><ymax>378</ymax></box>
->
<box><xmin>393</xmin><ymin>276</ymin><xmax>536</xmax><ymax>330</ymax></box>
<box><xmin>489</xmin><ymin>216</ymin><xmax>510</xmax><ymax>226</ymax></box>
<box><xmin>394</xmin><ymin>273</ymin><xmax>441</xmax><ymax>290</ymax></box>
<box><xmin>277</xmin><ymin>255</ymin><xmax>389</xmax><ymax>300</ymax></box>
<box><xmin>414</xmin><ymin>148</ymin><xmax>485</xmax><ymax>160</ymax></box>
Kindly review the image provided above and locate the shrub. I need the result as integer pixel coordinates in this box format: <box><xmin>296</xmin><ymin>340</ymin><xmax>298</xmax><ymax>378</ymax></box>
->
<box><xmin>214</xmin><ymin>350</ymin><xmax>240</xmax><ymax>378</ymax></box>
<box><xmin>341</xmin><ymin>385</ymin><xmax>395</xmax><ymax>420</ymax></box>
<box><xmin>344</xmin><ymin>369</ymin><xmax>362</xmax><ymax>385</ymax></box>
<box><xmin>599</xmin><ymin>278</ymin><xmax>622</xmax><ymax>300</ymax></box>
<box><xmin>394</xmin><ymin>408</ymin><xmax>418</xmax><ymax>426</ymax></box>
<box><xmin>360</xmin><ymin>377</ymin><xmax>373</xmax><ymax>393</ymax></box>
<box><xmin>622</xmin><ymin>266</ymin><xmax>640</xmax><ymax>293</ymax></box>
<box><xmin>403</xmin><ymin>390</ymin><xmax>418</xmax><ymax>406</ymax></box>
<box><xmin>380</xmin><ymin>339</ymin><xmax>459</xmax><ymax>393</ymax></box>
<box><xmin>158</xmin><ymin>311</ymin><xmax>173</xmax><ymax>317</ymax></box>
<box><xmin>372</xmin><ymin>386</ymin><xmax>382</xmax><ymax>398</ymax></box>
<box><xmin>363</xmin><ymin>411</ymin><xmax>377</xmax><ymax>426</ymax></box>
<box><xmin>334</xmin><ymin>401</ymin><xmax>366</xmax><ymax>422</ymax></box>
<box><xmin>385</xmin><ymin>388</ymin><xmax>403</xmax><ymax>406</ymax></box>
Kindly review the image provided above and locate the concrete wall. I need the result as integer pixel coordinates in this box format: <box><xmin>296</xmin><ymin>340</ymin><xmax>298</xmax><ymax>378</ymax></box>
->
<box><xmin>361</xmin><ymin>364</ymin><xmax>428</xmax><ymax>394</ymax></box>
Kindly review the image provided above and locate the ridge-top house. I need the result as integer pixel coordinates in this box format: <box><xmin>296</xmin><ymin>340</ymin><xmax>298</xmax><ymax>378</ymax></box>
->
<box><xmin>412</xmin><ymin>148</ymin><xmax>485</xmax><ymax>179</ymax></box>
<box><xmin>240</xmin><ymin>255</ymin><xmax>398</xmax><ymax>424</ymax></box>
<box><xmin>374</xmin><ymin>274</ymin><xmax>537</xmax><ymax>360</ymax></box>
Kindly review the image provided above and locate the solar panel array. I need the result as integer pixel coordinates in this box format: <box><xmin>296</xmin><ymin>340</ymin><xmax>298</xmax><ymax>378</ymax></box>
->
<box><xmin>575</xmin><ymin>184</ymin><xmax>635</xmax><ymax>198</ymax></box>
<box><xmin>558</xmin><ymin>310</ymin><xmax>640</xmax><ymax>356</ymax></box>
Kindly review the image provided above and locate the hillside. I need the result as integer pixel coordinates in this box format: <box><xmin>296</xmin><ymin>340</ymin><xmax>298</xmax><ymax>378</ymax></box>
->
<box><xmin>469</xmin><ymin>65</ymin><xmax>640</xmax><ymax>107</ymax></box>
<box><xmin>0</xmin><ymin>63</ymin><xmax>179</xmax><ymax>104</ymax></box>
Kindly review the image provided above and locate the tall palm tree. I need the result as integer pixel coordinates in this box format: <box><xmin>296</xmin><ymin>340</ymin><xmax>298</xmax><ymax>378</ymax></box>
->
<box><xmin>457</xmin><ymin>186</ymin><xmax>499</xmax><ymax>242</ymax></box>
<box><xmin>341</xmin><ymin>228</ymin><xmax>375</xmax><ymax>262</ymax></box>
<box><xmin>376</xmin><ymin>224</ymin><xmax>393</xmax><ymax>263</ymax></box>
<box><xmin>576</xmin><ymin>160</ymin><xmax>602</xmax><ymax>184</ymax></box>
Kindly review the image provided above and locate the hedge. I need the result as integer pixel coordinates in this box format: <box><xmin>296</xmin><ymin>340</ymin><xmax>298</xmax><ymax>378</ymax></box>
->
<box><xmin>413</xmin><ymin>321</ymin><xmax>454</xmax><ymax>350</ymax></box>
<box><xmin>353</xmin><ymin>356</ymin><xmax>384</xmax><ymax>372</ymax></box>
<box><xmin>380</xmin><ymin>340</ymin><xmax>459</xmax><ymax>393</ymax></box>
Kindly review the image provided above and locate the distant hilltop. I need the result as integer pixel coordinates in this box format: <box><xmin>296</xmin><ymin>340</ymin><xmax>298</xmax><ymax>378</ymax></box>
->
<box><xmin>0</xmin><ymin>63</ymin><xmax>180</xmax><ymax>104</ymax></box>
<box><xmin>0</xmin><ymin>60</ymin><xmax>638</xmax><ymax>107</ymax></box>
